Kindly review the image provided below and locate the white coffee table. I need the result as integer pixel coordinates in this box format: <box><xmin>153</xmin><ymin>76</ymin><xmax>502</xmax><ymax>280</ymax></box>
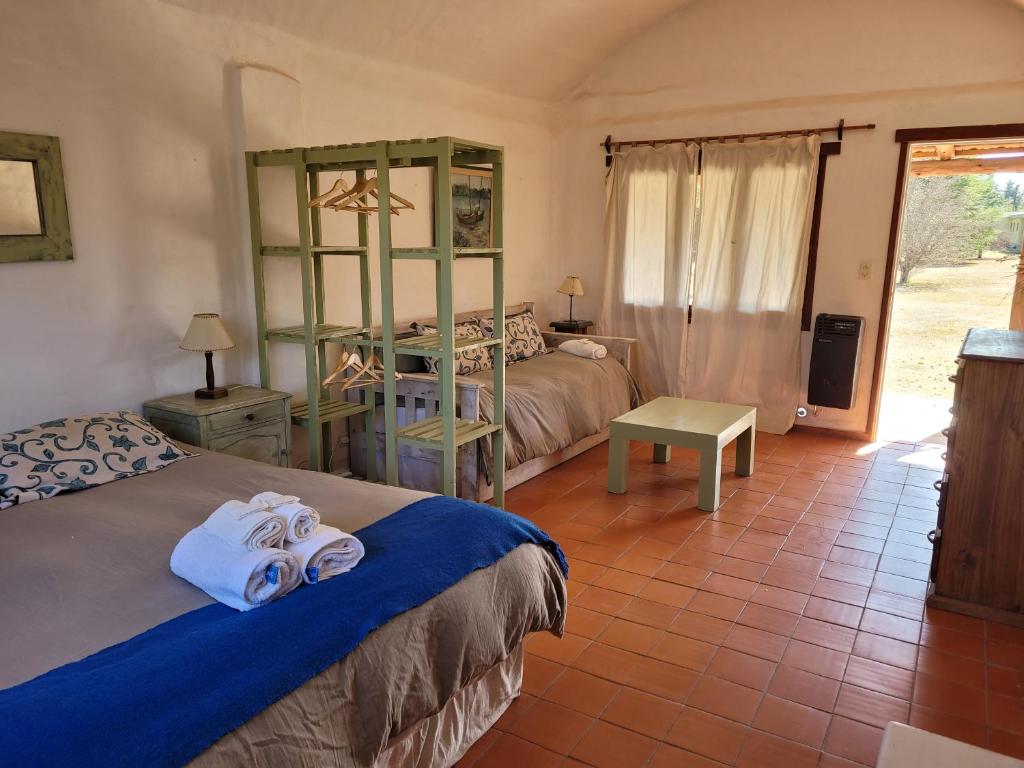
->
<box><xmin>608</xmin><ymin>396</ymin><xmax>756</xmax><ymax>512</ymax></box>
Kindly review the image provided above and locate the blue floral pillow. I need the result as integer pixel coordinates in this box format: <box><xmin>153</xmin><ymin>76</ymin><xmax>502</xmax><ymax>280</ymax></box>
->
<box><xmin>0</xmin><ymin>411</ymin><xmax>194</xmax><ymax>510</ymax></box>
<box><xmin>480</xmin><ymin>310</ymin><xmax>548</xmax><ymax>364</ymax></box>
<box><xmin>411</xmin><ymin>320</ymin><xmax>493</xmax><ymax>376</ymax></box>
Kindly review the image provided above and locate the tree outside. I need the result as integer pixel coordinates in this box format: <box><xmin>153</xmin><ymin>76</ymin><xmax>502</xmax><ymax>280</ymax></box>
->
<box><xmin>897</xmin><ymin>174</ymin><xmax>1009</xmax><ymax>285</ymax></box>
<box><xmin>1004</xmin><ymin>178</ymin><xmax>1022</xmax><ymax>210</ymax></box>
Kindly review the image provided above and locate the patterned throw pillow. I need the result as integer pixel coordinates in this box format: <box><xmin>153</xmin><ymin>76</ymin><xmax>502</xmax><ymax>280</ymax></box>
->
<box><xmin>479</xmin><ymin>310</ymin><xmax>548</xmax><ymax>364</ymax></box>
<box><xmin>411</xmin><ymin>320</ymin><xmax>493</xmax><ymax>376</ymax></box>
<box><xmin>0</xmin><ymin>411</ymin><xmax>194</xmax><ymax>510</ymax></box>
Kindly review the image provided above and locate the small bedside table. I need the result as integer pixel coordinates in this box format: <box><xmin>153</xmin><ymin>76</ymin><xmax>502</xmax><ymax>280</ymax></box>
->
<box><xmin>549</xmin><ymin>319</ymin><xmax>594</xmax><ymax>334</ymax></box>
<box><xmin>143</xmin><ymin>386</ymin><xmax>292</xmax><ymax>467</ymax></box>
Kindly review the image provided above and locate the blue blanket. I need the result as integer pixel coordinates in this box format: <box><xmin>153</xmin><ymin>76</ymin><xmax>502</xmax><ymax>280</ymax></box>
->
<box><xmin>0</xmin><ymin>496</ymin><xmax>567</xmax><ymax>767</ymax></box>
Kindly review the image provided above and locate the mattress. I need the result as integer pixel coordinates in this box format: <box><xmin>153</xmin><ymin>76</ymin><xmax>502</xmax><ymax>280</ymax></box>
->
<box><xmin>0</xmin><ymin>450</ymin><xmax>567</xmax><ymax>766</ymax></box>
<box><xmin>470</xmin><ymin>349</ymin><xmax>638</xmax><ymax>469</ymax></box>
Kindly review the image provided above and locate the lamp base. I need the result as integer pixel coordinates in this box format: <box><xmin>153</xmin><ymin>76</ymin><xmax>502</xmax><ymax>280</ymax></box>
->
<box><xmin>195</xmin><ymin>386</ymin><xmax>228</xmax><ymax>400</ymax></box>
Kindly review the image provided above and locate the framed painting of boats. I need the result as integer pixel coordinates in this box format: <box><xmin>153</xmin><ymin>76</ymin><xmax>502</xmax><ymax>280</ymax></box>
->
<box><xmin>451</xmin><ymin>167</ymin><xmax>492</xmax><ymax>248</ymax></box>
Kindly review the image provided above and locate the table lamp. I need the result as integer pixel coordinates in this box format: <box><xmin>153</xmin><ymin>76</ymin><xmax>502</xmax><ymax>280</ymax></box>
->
<box><xmin>180</xmin><ymin>313</ymin><xmax>235</xmax><ymax>399</ymax></box>
<box><xmin>557</xmin><ymin>276</ymin><xmax>584</xmax><ymax>321</ymax></box>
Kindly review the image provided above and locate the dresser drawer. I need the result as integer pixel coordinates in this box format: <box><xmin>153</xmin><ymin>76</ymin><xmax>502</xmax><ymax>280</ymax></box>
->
<box><xmin>208</xmin><ymin>400</ymin><xmax>286</xmax><ymax>435</ymax></box>
<box><xmin>208</xmin><ymin>421</ymin><xmax>289</xmax><ymax>466</ymax></box>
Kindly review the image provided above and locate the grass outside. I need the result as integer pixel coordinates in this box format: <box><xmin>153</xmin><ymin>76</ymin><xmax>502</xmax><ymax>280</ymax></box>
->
<box><xmin>884</xmin><ymin>252</ymin><xmax>1017</xmax><ymax>399</ymax></box>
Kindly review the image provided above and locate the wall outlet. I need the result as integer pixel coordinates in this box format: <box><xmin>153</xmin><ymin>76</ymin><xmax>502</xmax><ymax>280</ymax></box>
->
<box><xmin>858</xmin><ymin>262</ymin><xmax>871</xmax><ymax>280</ymax></box>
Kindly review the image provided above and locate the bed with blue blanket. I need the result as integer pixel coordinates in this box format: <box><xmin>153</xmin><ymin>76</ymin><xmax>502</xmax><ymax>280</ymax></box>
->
<box><xmin>0</xmin><ymin>447</ymin><xmax>567</xmax><ymax>767</ymax></box>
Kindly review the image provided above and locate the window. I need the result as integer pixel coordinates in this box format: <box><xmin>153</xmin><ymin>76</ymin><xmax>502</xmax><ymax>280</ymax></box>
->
<box><xmin>621</xmin><ymin>167</ymin><xmax>695</xmax><ymax>308</ymax></box>
<box><xmin>617</xmin><ymin>141</ymin><xmax>835</xmax><ymax>325</ymax></box>
<box><xmin>683</xmin><ymin>142</ymin><xmax>837</xmax><ymax>325</ymax></box>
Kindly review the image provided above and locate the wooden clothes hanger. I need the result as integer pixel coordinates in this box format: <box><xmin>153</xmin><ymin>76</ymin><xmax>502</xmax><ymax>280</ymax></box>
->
<box><xmin>308</xmin><ymin>175</ymin><xmax>415</xmax><ymax>215</ymax></box>
<box><xmin>366</xmin><ymin>186</ymin><xmax>416</xmax><ymax>215</ymax></box>
<box><xmin>308</xmin><ymin>177</ymin><xmax>350</xmax><ymax>208</ymax></box>
<box><xmin>323</xmin><ymin>350</ymin><xmax>375</xmax><ymax>392</ymax></box>
<box><xmin>322</xmin><ymin>348</ymin><xmax>401</xmax><ymax>392</ymax></box>
<box><xmin>326</xmin><ymin>177</ymin><xmax>376</xmax><ymax>210</ymax></box>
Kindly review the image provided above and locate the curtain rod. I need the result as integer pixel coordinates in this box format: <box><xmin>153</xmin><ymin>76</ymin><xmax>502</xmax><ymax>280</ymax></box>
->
<box><xmin>601</xmin><ymin>119</ymin><xmax>876</xmax><ymax>153</ymax></box>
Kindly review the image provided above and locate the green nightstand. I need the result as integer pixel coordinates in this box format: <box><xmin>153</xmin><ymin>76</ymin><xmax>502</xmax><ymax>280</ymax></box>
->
<box><xmin>143</xmin><ymin>386</ymin><xmax>292</xmax><ymax>467</ymax></box>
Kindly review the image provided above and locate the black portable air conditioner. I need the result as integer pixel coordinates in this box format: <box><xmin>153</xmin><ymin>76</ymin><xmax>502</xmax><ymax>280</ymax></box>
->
<box><xmin>807</xmin><ymin>314</ymin><xmax>864</xmax><ymax>410</ymax></box>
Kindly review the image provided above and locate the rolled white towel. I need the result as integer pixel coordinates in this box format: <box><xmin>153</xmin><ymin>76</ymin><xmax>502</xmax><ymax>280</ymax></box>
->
<box><xmin>286</xmin><ymin>524</ymin><xmax>365</xmax><ymax>584</ymax></box>
<box><xmin>201</xmin><ymin>499</ymin><xmax>286</xmax><ymax>551</ymax></box>
<box><xmin>559</xmin><ymin>338</ymin><xmax>607</xmax><ymax>360</ymax></box>
<box><xmin>170</xmin><ymin>527</ymin><xmax>302</xmax><ymax>611</ymax></box>
<box><xmin>249</xmin><ymin>491</ymin><xmax>320</xmax><ymax>543</ymax></box>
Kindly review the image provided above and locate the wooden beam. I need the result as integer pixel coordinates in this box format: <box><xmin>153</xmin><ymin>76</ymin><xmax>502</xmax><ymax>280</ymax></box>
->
<box><xmin>954</xmin><ymin>143</ymin><xmax>1024</xmax><ymax>156</ymax></box>
<box><xmin>911</xmin><ymin>143</ymin><xmax>1024</xmax><ymax>160</ymax></box>
<box><xmin>895</xmin><ymin>123</ymin><xmax>1024</xmax><ymax>143</ymax></box>
<box><xmin>909</xmin><ymin>155</ymin><xmax>1024</xmax><ymax>176</ymax></box>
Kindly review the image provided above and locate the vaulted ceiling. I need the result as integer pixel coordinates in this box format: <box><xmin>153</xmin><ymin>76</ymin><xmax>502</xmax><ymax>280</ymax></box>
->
<box><xmin>161</xmin><ymin>0</ymin><xmax>695</xmax><ymax>101</ymax></box>
<box><xmin>164</xmin><ymin>0</ymin><xmax>1024</xmax><ymax>102</ymax></box>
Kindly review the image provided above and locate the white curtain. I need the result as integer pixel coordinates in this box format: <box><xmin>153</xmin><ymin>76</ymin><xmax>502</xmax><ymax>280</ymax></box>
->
<box><xmin>600</xmin><ymin>143</ymin><xmax>699</xmax><ymax>398</ymax></box>
<box><xmin>685</xmin><ymin>135</ymin><xmax>821</xmax><ymax>434</ymax></box>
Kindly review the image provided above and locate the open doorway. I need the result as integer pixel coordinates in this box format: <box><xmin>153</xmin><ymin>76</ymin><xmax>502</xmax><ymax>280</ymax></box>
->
<box><xmin>875</xmin><ymin>133</ymin><xmax>1024</xmax><ymax>443</ymax></box>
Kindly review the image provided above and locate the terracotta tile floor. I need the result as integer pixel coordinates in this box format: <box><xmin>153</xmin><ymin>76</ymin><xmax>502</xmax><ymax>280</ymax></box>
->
<box><xmin>458</xmin><ymin>431</ymin><xmax>1024</xmax><ymax>768</ymax></box>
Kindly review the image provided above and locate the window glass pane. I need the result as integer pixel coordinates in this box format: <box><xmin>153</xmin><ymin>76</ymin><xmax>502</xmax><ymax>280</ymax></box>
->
<box><xmin>622</xmin><ymin>167</ymin><xmax>669</xmax><ymax>306</ymax></box>
<box><xmin>0</xmin><ymin>160</ymin><xmax>42</xmax><ymax>235</ymax></box>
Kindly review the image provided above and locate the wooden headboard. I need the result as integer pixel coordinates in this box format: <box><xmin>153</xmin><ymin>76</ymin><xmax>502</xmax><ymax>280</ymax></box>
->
<box><xmin>403</xmin><ymin>302</ymin><xmax>534</xmax><ymax>332</ymax></box>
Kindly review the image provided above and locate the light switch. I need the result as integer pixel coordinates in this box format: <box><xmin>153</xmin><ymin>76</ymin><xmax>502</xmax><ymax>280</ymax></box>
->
<box><xmin>858</xmin><ymin>262</ymin><xmax>871</xmax><ymax>280</ymax></box>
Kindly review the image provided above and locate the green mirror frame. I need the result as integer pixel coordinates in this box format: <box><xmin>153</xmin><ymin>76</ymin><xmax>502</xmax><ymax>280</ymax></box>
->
<box><xmin>0</xmin><ymin>130</ymin><xmax>73</xmax><ymax>263</ymax></box>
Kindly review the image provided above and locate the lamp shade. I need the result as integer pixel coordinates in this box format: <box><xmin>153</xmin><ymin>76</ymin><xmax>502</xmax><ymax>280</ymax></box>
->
<box><xmin>557</xmin><ymin>276</ymin><xmax>584</xmax><ymax>297</ymax></box>
<box><xmin>180</xmin><ymin>313</ymin><xmax>235</xmax><ymax>352</ymax></box>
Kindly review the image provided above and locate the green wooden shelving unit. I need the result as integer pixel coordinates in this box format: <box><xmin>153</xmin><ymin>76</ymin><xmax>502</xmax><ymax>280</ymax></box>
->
<box><xmin>244</xmin><ymin>137</ymin><xmax>505</xmax><ymax>504</ymax></box>
<box><xmin>244</xmin><ymin>149</ymin><xmax>377</xmax><ymax>477</ymax></box>
<box><xmin>377</xmin><ymin>137</ymin><xmax>506</xmax><ymax>505</ymax></box>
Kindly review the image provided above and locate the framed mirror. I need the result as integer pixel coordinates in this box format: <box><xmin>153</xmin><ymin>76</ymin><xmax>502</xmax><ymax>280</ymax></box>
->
<box><xmin>0</xmin><ymin>130</ymin><xmax>73</xmax><ymax>263</ymax></box>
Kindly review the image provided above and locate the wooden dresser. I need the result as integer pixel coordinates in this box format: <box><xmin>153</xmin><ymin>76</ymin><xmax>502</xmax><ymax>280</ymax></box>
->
<box><xmin>928</xmin><ymin>328</ymin><xmax>1024</xmax><ymax>626</ymax></box>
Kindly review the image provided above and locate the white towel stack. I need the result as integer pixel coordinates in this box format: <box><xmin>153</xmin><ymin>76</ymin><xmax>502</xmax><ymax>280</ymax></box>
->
<box><xmin>202</xmin><ymin>499</ymin><xmax>287</xmax><ymax>551</ymax></box>
<box><xmin>559</xmin><ymin>338</ymin><xmax>607</xmax><ymax>359</ymax></box>
<box><xmin>170</xmin><ymin>528</ymin><xmax>301</xmax><ymax>612</ymax></box>
<box><xmin>170</xmin><ymin>491</ymin><xmax>363</xmax><ymax>610</ymax></box>
<box><xmin>249</xmin><ymin>492</ymin><xmax>320</xmax><ymax>543</ymax></box>
<box><xmin>286</xmin><ymin>524</ymin><xmax>366</xmax><ymax>584</ymax></box>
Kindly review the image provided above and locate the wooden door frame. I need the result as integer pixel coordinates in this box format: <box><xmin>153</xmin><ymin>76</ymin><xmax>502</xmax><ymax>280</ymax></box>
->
<box><xmin>866</xmin><ymin>122</ymin><xmax>1024</xmax><ymax>441</ymax></box>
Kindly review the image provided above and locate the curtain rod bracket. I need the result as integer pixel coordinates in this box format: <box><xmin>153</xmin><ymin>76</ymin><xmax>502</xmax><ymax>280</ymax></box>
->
<box><xmin>604</xmin><ymin>135</ymin><xmax>613</xmax><ymax>167</ymax></box>
<box><xmin>837</xmin><ymin>118</ymin><xmax>845</xmax><ymax>141</ymax></box>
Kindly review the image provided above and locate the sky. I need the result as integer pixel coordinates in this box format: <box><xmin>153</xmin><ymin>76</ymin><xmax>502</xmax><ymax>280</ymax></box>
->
<box><xmin>994</xmin><ymin>172</ymin><xmax>1024</xmax><ymax>189</ymax></box>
